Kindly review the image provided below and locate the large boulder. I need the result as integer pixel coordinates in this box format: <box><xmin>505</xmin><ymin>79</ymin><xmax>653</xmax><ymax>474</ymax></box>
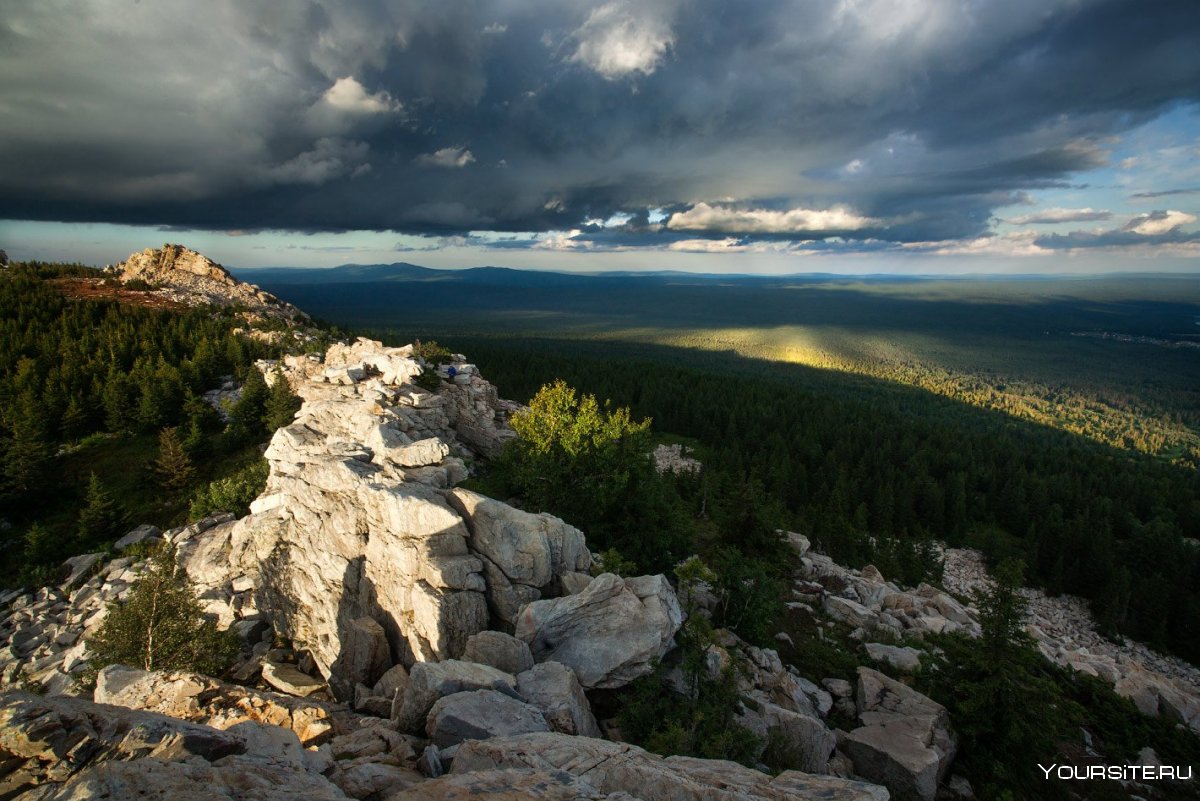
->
<box><xmin>516</xmin><ymin>662</ymin><xmax>602</xmax><ymax>738</ymax></box>
<box><xmin>737</xmin><ymin>701</ymin><xmax>836</xmax><ymax>775</ymax></box>
<box><xmin>840</xmin><ymin>668</ymin><xmax>956</xmax><ymax>801</ymax></box>
<box><xmin>392</xmin><ymin>660</ymin><xmax>519</xmax><ymax>733</ymax></box>
<box><xmin>448</xmin><ymin>489</ymin><xmax>591</xmax><ymax>628</ymax></box>
<box><xmin>448</xmin><ymin>732</ymin><xmax>890</xmax><ymax>801</ymax></box>
<box><xmin>425</xmin><ymin>689</ymin><xmax>551</xmax><ymax>748</ymax></box>
<box><xmin>462</xmin><ymin>630</ymin><xmax>535</xmax><ymax>675</ymax></box>
<box><xmin>515</xmin><ymin>573</ymin><xmax>683</xmax><ymax>689</ymax></box>
<box><xmin>864</xmin><ymin>643</ymin><xmax>923</xmax><ymax>674</ymax></box>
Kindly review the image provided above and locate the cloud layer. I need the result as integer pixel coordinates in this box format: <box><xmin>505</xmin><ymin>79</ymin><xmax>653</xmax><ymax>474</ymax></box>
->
<box><xmin>0</xmin><ymin>0</ymin><xmax>1197</xmax><ymax>258</ymax></box>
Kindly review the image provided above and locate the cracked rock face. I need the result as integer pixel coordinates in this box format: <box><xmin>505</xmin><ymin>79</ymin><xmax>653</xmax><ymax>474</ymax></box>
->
<box><xmin>174</xmin><ymin>338</ymin><xmax>599</xmax><ymax>702</ymax></box>
<box><xmin>515</xmin><ymin>573</ymin><xmax>683</xmax><ymax>689</ymax></box>
<box><xmin>218</xmin><ymin>342</ymin><xmax>517</xmax><ymax>698</ymax></box>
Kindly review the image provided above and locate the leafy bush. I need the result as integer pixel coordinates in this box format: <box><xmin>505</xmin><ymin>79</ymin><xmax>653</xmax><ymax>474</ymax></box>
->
<box><xmin>496</xmin><ymin>380</ymin><xmax>691</xmax><ymax>573</ymax></box>
<box><xmin>82</xmin><ymin>547</ymin><xmax>239</xmax><ymax>686</ymax></box>
<box><xmin>189</xmin><ymin>458</ymin><xmax>268</xmax><ymax>520</ymax></box>
<box><xmin>413</xmin><ymin>339</ymin><xmax>453</xmax><ymax>364</ymax></box>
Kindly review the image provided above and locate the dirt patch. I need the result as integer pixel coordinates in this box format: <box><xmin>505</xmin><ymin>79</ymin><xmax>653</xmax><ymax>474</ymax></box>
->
<box><xmin>50</xmin><ymin>278</ymin><xmax>189</xmax><ymax>311</ymax></box>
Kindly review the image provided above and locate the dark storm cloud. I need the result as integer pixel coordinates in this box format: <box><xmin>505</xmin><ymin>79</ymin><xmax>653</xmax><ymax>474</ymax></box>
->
<box><xmin>1</xmin><ymin>0</ymin><xmax>1198</xmax><ymax>246</ymax></box>
<box><xmin>1130</xmin><ymin>188</ymin><xmax>1200</xmax><ymax>199</ymax></box>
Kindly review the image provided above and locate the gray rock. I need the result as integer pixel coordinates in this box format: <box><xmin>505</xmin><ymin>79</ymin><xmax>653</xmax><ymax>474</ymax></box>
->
<box><xmin>449</xmin><ymin>732</ymin><xmax>890</xmax><ymax>801</ymax></box>
<box><xmin>332</xmin><ymin>761</ymin><xmax>423</xmax><ymax>799</ymax></box>
<box><xmin>37</xmin><ymin>754</ymin><xmax>349</xmax><ymax>800</ymax></box>
<box><xmin>426</xmin><ymin>689</ymin><xmax>551</xmax><ymax>748</ymax></box>
<box><xmin>418</xmin><ymin>744</ymin><xmax>444</xmax><ymax>778</ymax></box>
<box><xmin>386</xmin><ymin>768</ymin><xmax>619</xmax><ymax>800</ymax></box>
<box><xmin>448</xmin><ymin>489</ymin><xmax>591</xmax><ymax>628</ymax></box>
<box><xmin>864</xmin><ymin>643</ymin><xmax>923</xmax><ymax>673</ymax></box>
<box><xmin>60</xmin><ymin>553</ymin><xmax>104</xmax><ymax>592</ymax></box>
<box><xmin>262</xmin><ymin>660</ymin><xmax>328</xmax><ymax>698</ymax></box>
<box><xmin>114</xmin><ymin>524</ymin><xmax>162</xmax><ymax>552</ymax></box>
<box><xmin>516</xmin><ymin>661</ymin><xmax>601</xmax><ymax>737</ymax></box>
<box><xmin>841</xmin><ymin>667</ymin><xmax>956</xmax><ymax>801</ymax></box>
<box><xmin>515</xmin><ymin>573</ymin><xmax>682</xmax><ymax>689</ymax></box>
<box><xmin>462</xmin><ymin>630</ymin><xmax>535</xmax><ymax>675</ymax></box>
<box><xmin>393</xmin><ymin>659</ymin><xmax>519</xmax><ymax>733</ymax></box>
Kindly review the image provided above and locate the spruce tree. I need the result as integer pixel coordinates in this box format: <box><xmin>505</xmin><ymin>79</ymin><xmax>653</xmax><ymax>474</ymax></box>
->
<box><xmin>226</xmin><ymin>367</ymin><xmax>268</xmax><ymax>444</ymax></box>
<box><xmin>77</xmin><ymin>472</ymin><xmax>123</xmax><ymax>546</ymax></box>
<box><xmin>154</xmin><ymin>426</ymin><xmax>194</xmax><ymax>492</ymax></box>
<box><xmin>262</xmin><ymin>369</ymin><xmax>301</xmax><ymax>431</ymax></box>
<box><xmin>23</xmin><ymin>522</ymin><xmax>57</xmax><ymax>565</ymax></box>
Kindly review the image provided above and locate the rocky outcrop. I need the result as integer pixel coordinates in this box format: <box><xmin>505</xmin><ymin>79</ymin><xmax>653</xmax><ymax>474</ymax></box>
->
<box><xmin>190</xmin><ymin>339</ymin><xmax>551</xmax><ymax>699</ymax></box>
<box><xmin>448</xmin><ymin>489</ymin><xmax>591</xmax><ymax>629</ymax></box>
<box><xmin>108</xmin><ymin>244</ymin><xmax>308</xmax><ymax>323</ymax></box>
<box><xmin>515</xmin><ymin>573</ymin><xmax>683</xmax><ymax>689</ymax></box>
<box><xmin>446</xmin><ymin>732</ymin><xmax>890</xmax><ymax>801</ymax></box>
<box><xmin>799</xmin><ymin>555</ymin><xmax>979</xmax><ymax>640</ymax></box>
<box><xmin>840</xmin><ymin>668</ymin><xmax>956</xmax><ymax>801</ymax></box>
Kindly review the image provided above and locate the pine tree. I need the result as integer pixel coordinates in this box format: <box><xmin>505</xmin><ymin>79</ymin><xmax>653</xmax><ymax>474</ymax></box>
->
<box><xmin>2</xmin><ymin>392</ymin><xmax>52</xmax><ymax>507</ymax></box>
<box><xmin>23</xmin><ymin>521</ymin><xmax>58</xmax><ymax>565</ymax></box>
<box><xmin>154</xmin><ymin>426</ymin><xmax>194</xmax><ymax>492</ymax></box>
<box><xmin>77</xmin><ymin>472</ymin><xmax>123</xmax><ymax>546</ymax></box>
<box><xmin>262</xmin><ymin>369</ymin><xmax>301</xmax><ymax>431</ymax></box>
<box><xmin>226</xmin><ymin>367</ymin><xmax>268</xmax><ymax>444</ymax></box>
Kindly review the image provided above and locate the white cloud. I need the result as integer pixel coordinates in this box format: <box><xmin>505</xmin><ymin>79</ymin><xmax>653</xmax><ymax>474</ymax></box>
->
<box><xmin>415</xmin><ymin>146</ymin><xmax>476</xmax><ymax>168</ymax></box>
<box><xmin>482</xmin><ymin>22</ymin><xmax>508</xmax><ymax>34</ymax></box>
<box><xmin>668</xmin><ymin>237</ymin><xmax>747</xmax><ymax>253</ymax></box>
<box><xmin>901</xmin><ymin>231</ymin><xmax>1049</xmax><ymax>257</ymax></box>
<box><xmin>569</xmin><ymin>2</ymin><xmax>675</xmax><ymax>79</ymax></box>
<box><xmin>533</xmin><ymin>229</ymin><xmax>594</xmax><ymax>250</ymax></box>
<box><xmin>321</xmin><ymin>76</ymin><xmax>399</xmax><ymax>113</ymax></box>
<box><xmin>1122</xmin><ymin>209</ymin><xmax>1196</xmax><ymax>235</ymax></box>
<box><xmin>667</xmin><ymin>202</ymin><xmax>881</xmax><ymax>234</ymax></box>
<box><xmin>1006</xmin><ymin>207</ymin><xmax>1112</xmax><ymax>224</ymax></box>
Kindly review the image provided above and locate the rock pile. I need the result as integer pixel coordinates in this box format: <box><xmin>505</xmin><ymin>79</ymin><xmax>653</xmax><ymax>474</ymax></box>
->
<box><xmin>0</xmin><ymin>518</ymin><xmax>221</xmax><ymax>695</ymax></box>
<box><xmin>107</xmin><ymin>244</ymin><xmax>308</xmax><ymax>323</ymax></box>
<box><xmin>652</xmin><ymin>443</ymin><xmax>702</xmax><ymax>474</ymax></box>
<box><xmin>796</xmin><ymin>551</ymin><xmax>980</xmax><ymax>641</ymax></box>
<box><xmin>942</xmin><ymin>547</ymin><xmax>1200</xmax><ymax>734</ymax></box>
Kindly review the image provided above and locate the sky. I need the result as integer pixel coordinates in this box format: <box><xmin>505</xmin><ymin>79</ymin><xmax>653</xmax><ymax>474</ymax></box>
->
<box><xmin>1</xmin><ymin>0</ymin><xmax>1199</xmax><ymax>274</ymax></box>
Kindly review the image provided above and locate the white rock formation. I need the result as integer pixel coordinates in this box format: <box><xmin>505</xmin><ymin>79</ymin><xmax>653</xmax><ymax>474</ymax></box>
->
<box><xmin>108</xmin><ymin>244</ymin><xmax>308</xmax><ymax>323</ymax></box>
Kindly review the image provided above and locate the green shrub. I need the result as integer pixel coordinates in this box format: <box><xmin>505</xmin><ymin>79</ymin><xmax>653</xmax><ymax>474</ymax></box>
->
<box><xmin>189</xmin><ymin>458</ymin><xmax>268</xmax><ymax>520</ymax></box>
<box><xmin>81</xmin><ymin>547</ymin><xmax>239</xmax><ymax>686</ymax></box>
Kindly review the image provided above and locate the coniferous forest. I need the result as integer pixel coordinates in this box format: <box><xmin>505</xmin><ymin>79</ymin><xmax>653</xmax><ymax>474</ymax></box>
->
<box><xmin>0</xmin><ymin>263</ymin><xmax>290</xmax><ymax>582</ymax></box>
<box><xmin>429</xmin><ymin>336</ymin><xmax>1200</xmax><ymax>665</ymax></box>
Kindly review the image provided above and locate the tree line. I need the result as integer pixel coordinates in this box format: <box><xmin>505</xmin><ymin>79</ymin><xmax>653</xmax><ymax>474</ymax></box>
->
<box><xmin>448</xmin><ymin>336</ymin><xmax>1200</xmax><ymax>665</ymax></box>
